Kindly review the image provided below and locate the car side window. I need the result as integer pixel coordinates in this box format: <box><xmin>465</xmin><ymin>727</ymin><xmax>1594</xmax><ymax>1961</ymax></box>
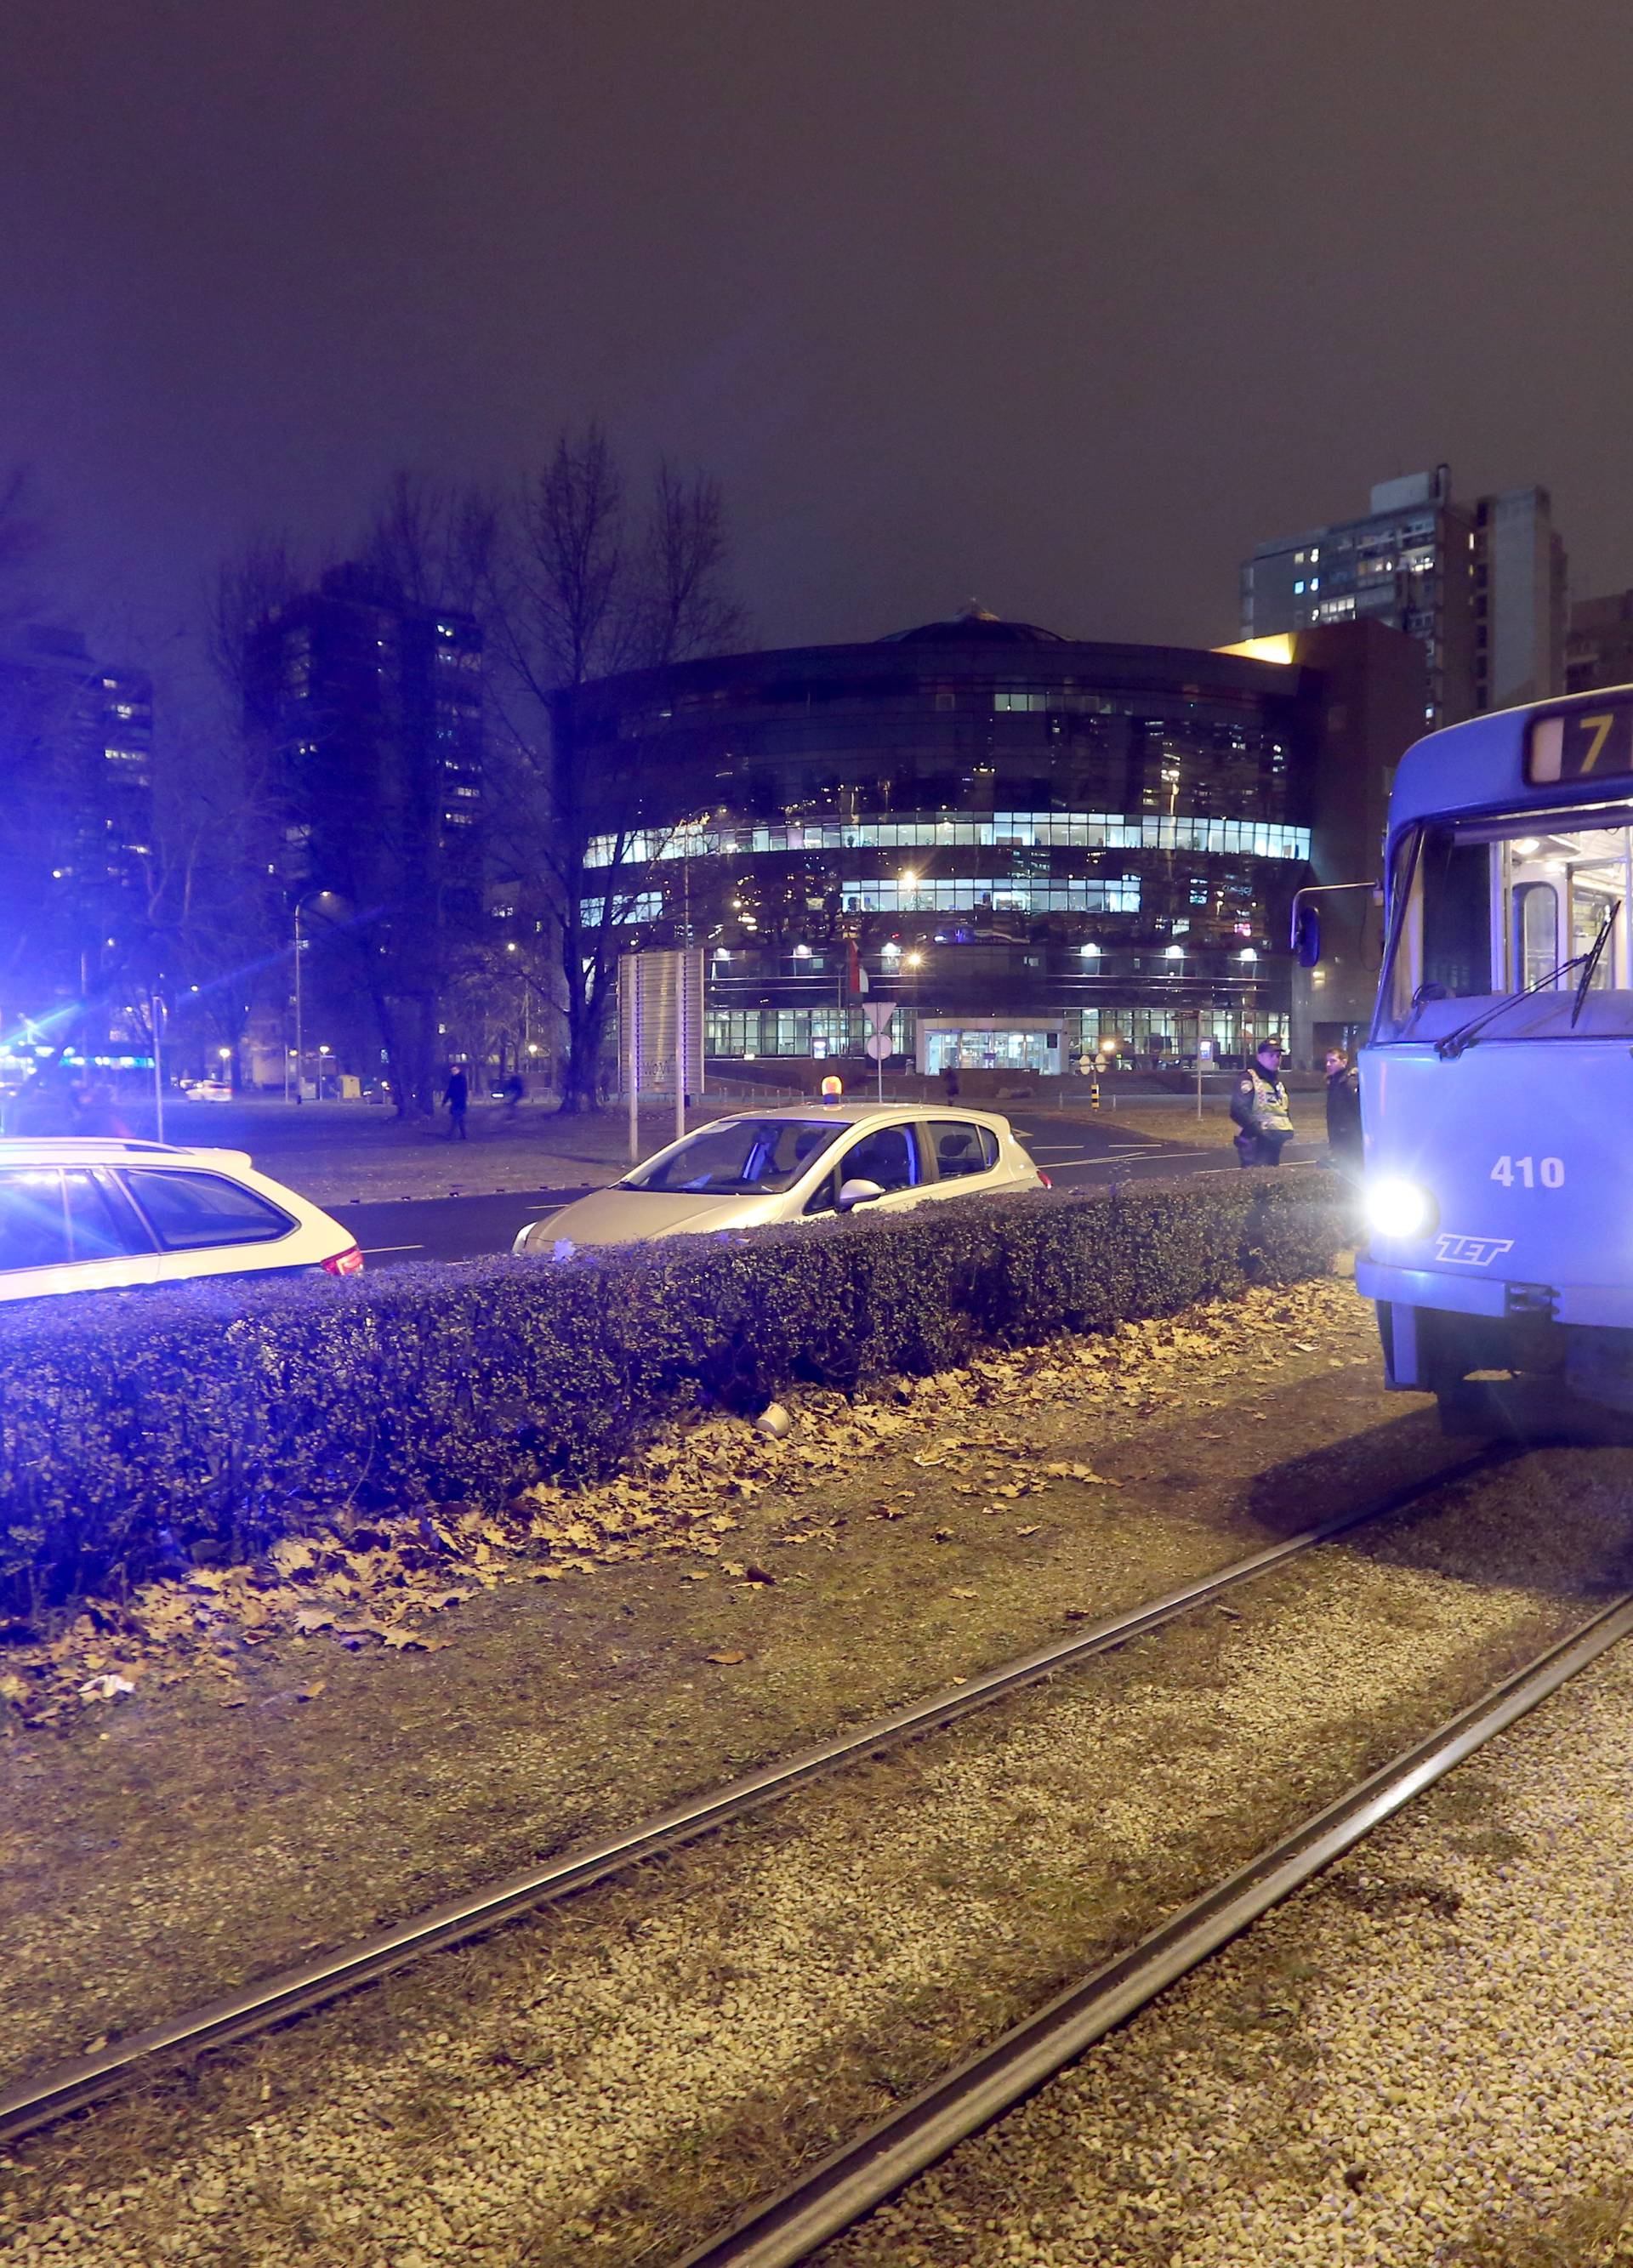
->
<box><xmin>927</xmin><ymin>1120</ymin><xmax>998</xmax><ymax>1179</ymax></box>
<box><xmin>803</xmin><ymin>1167</ymin><xmax>840</xmax><ymax>1217</ymax></box>
<box><xmin>63</xmin><ymin>1170</ymin><xmax>153</xmax><ymax>1260</ymax></box>
<box><xmin>0</xmin><ymin>1171</ymin><xmax>71</xmax><ymax>1271</ymax></box>
<box><xmin>839</xmin><ymin>1125</ymin><xmax>918</xmax><ymax>1192</ymax></box>
<box><xmin>121</xmin><ymin>1170</ymin><xmax>294</xmax><ymax>1251</ymax></box>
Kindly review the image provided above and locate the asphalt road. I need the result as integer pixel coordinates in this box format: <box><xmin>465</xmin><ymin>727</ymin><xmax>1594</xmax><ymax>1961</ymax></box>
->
<box><xmin>330</xmin><ymin>1184</ymin><xmax>594</xmax><ymax>1268</ymax></box>
<box><xmin>333</xmin><ymin>1110</ymin><xmax>1321</xmax><ymax>1270</ymax></box>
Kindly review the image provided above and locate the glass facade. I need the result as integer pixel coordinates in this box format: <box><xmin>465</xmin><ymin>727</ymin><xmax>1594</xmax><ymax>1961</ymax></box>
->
<box><xmin>560</xmin><ymin>617</ymin><xmax>1324</xmax><ymax>1071</ymax></box>
<box><xmin>586</xmin><ymin>813</ymin><xmax>1311</xmax><ymax>866</ymax></box>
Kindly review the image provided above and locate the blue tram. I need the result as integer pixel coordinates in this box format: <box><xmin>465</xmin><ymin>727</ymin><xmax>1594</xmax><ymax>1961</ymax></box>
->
<box><xmin>1356</xmin><ymin>688</ymin><xmax>1633</xmax><ymax>1431</ymax></box>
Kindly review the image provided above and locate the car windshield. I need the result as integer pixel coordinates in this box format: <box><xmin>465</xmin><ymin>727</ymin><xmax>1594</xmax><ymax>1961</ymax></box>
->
<box><xmin>1374</xmin><ymin>807</ymin><xmax>1633</xmax><ymax>1043</ymax></box>
<box><xmin>622</xmin><ymin>1118</ymin><xmax>845</xmax><ymax>1195</ymax></box>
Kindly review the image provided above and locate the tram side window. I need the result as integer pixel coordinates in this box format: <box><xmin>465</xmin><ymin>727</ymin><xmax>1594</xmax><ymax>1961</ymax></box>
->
<box><xmin>1515</xmin><ymin>882</ymin><xmax>1559</xmax><ymax>990</ymax></box>
<box><xmin>1419</xmin><ymin>833</ymin><xmax>1492</xmax><ymax>998</ymax></box>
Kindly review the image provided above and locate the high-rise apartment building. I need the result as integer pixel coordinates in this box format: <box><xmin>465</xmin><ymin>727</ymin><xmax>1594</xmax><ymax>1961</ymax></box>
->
<box><xmin>0</xmin><ymin>623</ymin><xmax>155</xmax><ymax>1034</ymax></box>
<box><xmin>1241</xmin><ymin>467</ymin><xmax>1566</xmax><ymax>727</ymax></box>
<box><xmin>1474</xmin><ymin>486</ymin><xmax>1568</xmax><ymax>713</ymax></box>
<box><xmin>1566</xmin><ymin>589</ymin><xmax>1633</xmax><ymax>696</ymax></box>
<box><xmin>246</xmin><ymin>563</ymin><xmax>486</xmax><ymax>1098</ymax></box>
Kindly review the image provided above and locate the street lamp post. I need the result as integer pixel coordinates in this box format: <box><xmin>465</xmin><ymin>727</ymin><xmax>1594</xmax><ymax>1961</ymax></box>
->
<box><xmin>150</xmin><ymin>991</ymin><xmax>167</xmax><ymax>1142</ymax></box>
<box><xmin>291</xmin><ymin>891</ymin><xmax>334</xmax><ymax>1106</ymax></box>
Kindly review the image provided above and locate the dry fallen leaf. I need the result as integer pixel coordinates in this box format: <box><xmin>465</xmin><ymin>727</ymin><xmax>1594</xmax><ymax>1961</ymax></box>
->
<box><xmin>1016</xmin><ymin>1524</ymin><xmax>1041</xmax><ymax>1538</ymax></box>
<box><xmin>77</xmin><ymin>1674</ymin><xmax>135</xmax><ymax>1702</ymax></box>
<box><xmin>705</xmin><ymin>1650</ymin><xmax>748</xmax><ymax>1665</ymax></box>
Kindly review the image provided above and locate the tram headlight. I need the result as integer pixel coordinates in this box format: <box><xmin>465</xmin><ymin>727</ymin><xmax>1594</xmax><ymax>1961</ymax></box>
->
<box><xmin>1365</xmin><ymin>1177</ymin><xmax>1437</xmax><ymax>1241</ymax></box>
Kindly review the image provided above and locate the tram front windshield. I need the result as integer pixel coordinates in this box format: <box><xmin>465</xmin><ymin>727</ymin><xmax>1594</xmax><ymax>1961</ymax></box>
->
<box><xmin>1375</xmin><ymin>805</ymin><xmax>1633</xmax><ymax>1043</ymax></box>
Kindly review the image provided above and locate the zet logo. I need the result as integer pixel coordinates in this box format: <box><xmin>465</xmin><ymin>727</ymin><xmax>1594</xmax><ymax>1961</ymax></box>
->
<box><xmin>1435</xmin><ymin>1233</ymin><xmax>1515</xmax><ymax>1267</ymax></box>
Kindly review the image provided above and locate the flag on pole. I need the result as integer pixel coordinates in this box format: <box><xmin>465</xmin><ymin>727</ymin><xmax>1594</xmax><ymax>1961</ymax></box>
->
<box><xmin>846</xmin><ymin>936</ymin><xmax>869</xmax><ymax>997</ymax></box>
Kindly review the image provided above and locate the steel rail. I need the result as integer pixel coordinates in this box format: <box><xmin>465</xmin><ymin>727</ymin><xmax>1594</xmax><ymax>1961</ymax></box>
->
<box><xmin>0</xmin><ymin>1444</ymin><xmax>1510</xmax><ymax>2148</ymax></box>
<box><xmin>675</xmin><ymin>1584</ymin><xmax>1633</xmax><ymax>2268</ymax></box>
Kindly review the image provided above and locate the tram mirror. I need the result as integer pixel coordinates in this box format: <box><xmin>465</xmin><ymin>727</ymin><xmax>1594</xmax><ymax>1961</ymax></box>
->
<box><xmin>1294</xmin><ymin>905</ymin><xmax>1322</xmax><ymax>968</ymax></box>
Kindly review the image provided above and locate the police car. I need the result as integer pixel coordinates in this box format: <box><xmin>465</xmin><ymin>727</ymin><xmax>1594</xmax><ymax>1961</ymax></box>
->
<box><xmin>0</xmin><ymin>1139</ymin><xmax>363</xmax><ymax>1304</ymax></box>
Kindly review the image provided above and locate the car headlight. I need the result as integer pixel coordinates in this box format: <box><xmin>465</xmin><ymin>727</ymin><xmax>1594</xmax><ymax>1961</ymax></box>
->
<box><xmin>1365</xmin><ymin>1176</ymin><xmax>1437</xmax><ymax>1241</ymax></box>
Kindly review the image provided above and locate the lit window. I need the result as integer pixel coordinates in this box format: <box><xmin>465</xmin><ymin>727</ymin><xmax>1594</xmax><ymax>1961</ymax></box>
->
<box><xmin>1294</xmin><ymin>581</ymin><xmax>1306</xmax><ymax>595</ymax></box>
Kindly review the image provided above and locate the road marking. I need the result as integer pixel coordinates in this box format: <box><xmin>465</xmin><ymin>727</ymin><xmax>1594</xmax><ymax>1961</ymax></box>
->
<box><xmin>1192</xmin><ymin>1161</ymin><xmax>1318</xmax><ymax>1178</ymax></box>
<box><xmin>359</xmin><ymin>1243</ymin><xmax>425</xmax><ymax>1255</ymax></box>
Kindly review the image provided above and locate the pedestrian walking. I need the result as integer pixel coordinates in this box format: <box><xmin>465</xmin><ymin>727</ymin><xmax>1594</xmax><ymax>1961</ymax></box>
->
<box><xmin>501</xmin><ymin>1071</ymin><xmax>524</xmax><ymax>1122</ymax></box>
<box><xmin>443</xmin><ymin>1064</ymin><xmax>469</xmax><ymax>1140</ymax></box>
<box><xmin>1230</xmin><ymin>1039</ymin><xmax>1294</xmax><ymax>1167</ymax></box>
<box><xmin>1323</xmin><ymin>1046</ymin><xmax>1363</xmax><ymax>1174</ymax></box>
<box><xmin>942</xmin><ymin>1061</ymin><xmax>961</xmax><ymax>1101</ymax></box>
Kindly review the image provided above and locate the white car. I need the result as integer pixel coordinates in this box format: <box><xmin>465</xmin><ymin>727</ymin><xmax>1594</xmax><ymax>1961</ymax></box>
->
<box><xmin>513</xmin><ymin>1102</ymin><xmax>1048</xmax><ymax>1256</ymax></box>
<box><xmin>0</xmin><ymin>1139</ymin><xmax>363</xmax><ymax>1304</ymax></box>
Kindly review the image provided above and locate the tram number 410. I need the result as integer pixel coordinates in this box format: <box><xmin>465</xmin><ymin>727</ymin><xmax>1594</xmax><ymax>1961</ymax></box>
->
<box><xmin>1491</xmin><ymin>1155</ymin><xmax>1565</xmax><ymax>1188</ymax></box>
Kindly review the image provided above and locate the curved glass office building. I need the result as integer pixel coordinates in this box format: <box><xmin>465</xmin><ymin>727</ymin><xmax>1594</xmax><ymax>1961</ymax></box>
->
<box><xmin>561</xmin><ymin>611</ymin><xmax>1421</xmax><ymax>1072</ymax></box>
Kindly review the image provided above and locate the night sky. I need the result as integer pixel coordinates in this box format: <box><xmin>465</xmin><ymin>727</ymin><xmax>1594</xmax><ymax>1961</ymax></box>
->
<box><xmin>3</xmin><ymin>1</ymin><xmax>1630</xmax><ymax>700</ymax></box>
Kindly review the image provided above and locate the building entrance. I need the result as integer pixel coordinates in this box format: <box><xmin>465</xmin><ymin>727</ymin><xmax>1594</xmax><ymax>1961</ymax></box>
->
<box><xmin>922</xmin><ymin>1026</ymin><xmax>1060</xmax><ymax>1077</ymax></box>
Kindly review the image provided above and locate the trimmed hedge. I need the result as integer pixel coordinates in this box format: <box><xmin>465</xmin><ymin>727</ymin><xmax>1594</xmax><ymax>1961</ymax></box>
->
<box><xmin>0</xmin><ymin>1174</ymin><xmax>1349</xmax><ymax>1618</ymax></box>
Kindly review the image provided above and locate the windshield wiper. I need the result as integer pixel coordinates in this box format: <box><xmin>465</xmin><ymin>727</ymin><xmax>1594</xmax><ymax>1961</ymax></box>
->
<box><xmin>1571</xmin><ymin>900</ymin><xmax>1620</xmax><ymax>1026</ymax></box>
<box><xmin>1436</xmin><ymin>899</ymin><xmax>1621</xmax><ymax>1057</ymax></box>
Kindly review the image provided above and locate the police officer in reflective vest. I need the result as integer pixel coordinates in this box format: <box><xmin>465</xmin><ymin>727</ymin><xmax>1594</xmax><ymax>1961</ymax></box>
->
<box><xmin>1231</xmin><ymin>1040</ymin><xmax>1294</xmax><ymax>1166</ymax></box>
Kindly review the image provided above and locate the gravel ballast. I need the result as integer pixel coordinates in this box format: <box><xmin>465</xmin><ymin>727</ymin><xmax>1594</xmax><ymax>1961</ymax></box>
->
<box><xmin>2</xmin><ymin>1448</ymin><xmax>1625</xmax><ymax>2265</ymax></box>
<box><xmin>825</xmin><ymin>1623</ymin><xmax>1633</xmax><ymax>2268</ymax></box>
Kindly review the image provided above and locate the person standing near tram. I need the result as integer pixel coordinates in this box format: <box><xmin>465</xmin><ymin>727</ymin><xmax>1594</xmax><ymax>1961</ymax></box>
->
<box><xmin>1231</xmin><ymin>1039</ymin><xmax>1295</xmax><ymax>1166</ymax></box>
<box><xmin>1323</xmin><ymin>1046</ymin><xmax>1363</xmax><ymax>1175</ymax></box>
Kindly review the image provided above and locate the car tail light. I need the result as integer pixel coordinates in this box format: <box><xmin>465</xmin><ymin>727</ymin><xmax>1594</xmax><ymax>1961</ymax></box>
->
<box><xmin>1037</xmin><ymin>1169</ymin><xmax>1052</xmax><ymax>1188</ymax></box>
<box><xmin>321</xmin><ymin>1244</ymin><xmax>364</xmax><ymax>1277</ymax></box>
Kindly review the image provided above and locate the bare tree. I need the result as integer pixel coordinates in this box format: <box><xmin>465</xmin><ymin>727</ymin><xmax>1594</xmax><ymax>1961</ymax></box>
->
<box><xmin>640</xmin><ymin>458</ymin><xmax>749</xmax><ymax>668</ymax></box>
<box><xmin>205</xmin><ymin>529</ymin><xmax>303</xmax><ymax>712</ymax></box>
<box><xmin>361</xmin><ymin>471</ymin><xmax>499</xmax><ymax>617</ymax></box>
<box><xmin>484</xmin><ymin>427</ymin><xmax>747</xmax><ymax>1113</ymax></box>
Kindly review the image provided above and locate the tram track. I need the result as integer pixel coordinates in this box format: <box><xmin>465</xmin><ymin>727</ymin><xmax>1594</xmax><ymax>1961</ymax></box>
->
<box><xmin>0</xmin><ymin>1442</ymin><xmax>1516</xmax><ymax>2154</ymax></box>
<box><xmin>678</xmin><ymin>1574</ymin><xmax>1633</xmax><ymax>2268</ymax></box>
